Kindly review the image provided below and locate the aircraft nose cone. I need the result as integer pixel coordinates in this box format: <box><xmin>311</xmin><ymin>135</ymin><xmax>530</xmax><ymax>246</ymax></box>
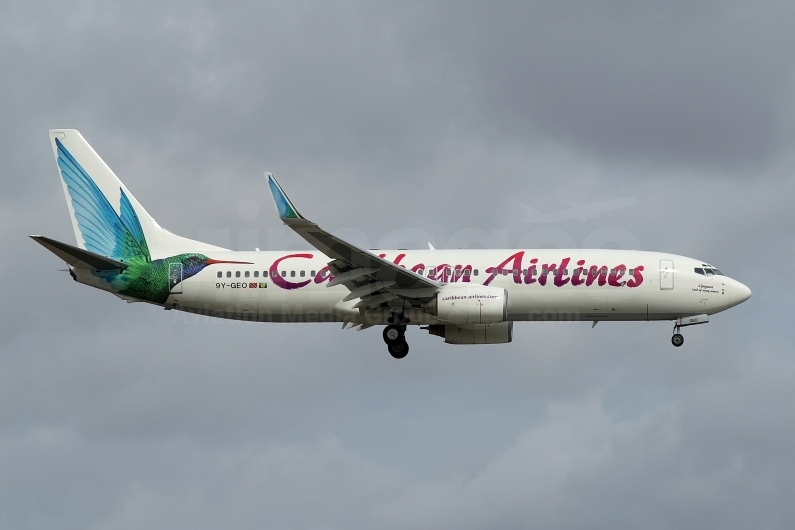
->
<box><xmin>731</xmin><ymin>279</ymin><xmax>752</xmax><ymax>306</ymax></box>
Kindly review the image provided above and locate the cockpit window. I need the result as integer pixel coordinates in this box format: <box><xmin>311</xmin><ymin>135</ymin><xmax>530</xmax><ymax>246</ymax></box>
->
<box><xmin>694</xmin><ymin>268</ymin><xmax>705</xmax><ymax>275</ymax></box>
<box><xmin>704</xmin><ymin>269</ymin><xmax>714</xmax><ymax>277</ymax></box>
<box><xmin>711</xmin><ymin>269</ymin><xmax>723</xmax><ymax>275</ymax></box>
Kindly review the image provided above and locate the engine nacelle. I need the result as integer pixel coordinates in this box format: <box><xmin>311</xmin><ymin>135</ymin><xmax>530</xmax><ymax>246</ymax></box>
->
<box><xmin>422</xmin><ymin>285</ymin><xmax>508</xmax><ymax>324</ymax></box>
<box><xmin>426</xmin><ymin>322</ymin><xmax>513</xmax><ymax>344</ymax></box>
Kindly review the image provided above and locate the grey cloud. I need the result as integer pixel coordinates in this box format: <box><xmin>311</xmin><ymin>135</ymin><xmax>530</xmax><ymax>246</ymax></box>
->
<box><xmin>2</xmin><ymin>1</ymin><xmax>794</xmax><ymax>529</ymax></box>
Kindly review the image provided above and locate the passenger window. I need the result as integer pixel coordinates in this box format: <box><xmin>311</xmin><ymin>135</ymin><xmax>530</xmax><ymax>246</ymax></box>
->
<box><xmin>455</xmin><ymin>269</ymin><xmax>462</xmax><ymax>276</ymax></box>
<box><xmin>464</xmin><ymin>269</ymin><xmax>470</xmax><ymax>276</ymax></box>
<box><xmin>263</xmin><ymin>271</ymin><xmax>268</xmax><ymax>277</ymax></box>
<box><xmin>311</xmin><ymin>270</ymin><xmax>316</xmax><ymax>276</ymax></box>
<box><xmin>235</xmin><ymin>271</ymin><xmax>241</xmax><ymax>278</ymax></box>
<box><xmin>290</xmin><ymin>271</ymin><xmax>295</xmax><ymax>277</ymax></box>
<box><xmin>564</xmin><ymin>269</ymin><xmax>568</xmax><ymax>275</ymax></box>
<box><xmin>226</xmin><ymin>271</ymin><xmax>231</xmax><ymax>278</ymax></box>
<box><xmin>254</xmin><ymin>271</ymin><xmax>259</xmax><ymax>278</ymax></box>
<box><xmin>629</xmin><ymin>269</ymin><xmax>634</xmax><ymax>275</ymax></box>
<box><xmin>610</xmin><ymin>269</ymin><xmax>615</xmax><ymax>275</ymax></box>
<box><xmin>502</xmin><ymin>269</ymin><xmax>508</xmax><ymax>276</ymax></box>
<box><xmin>300</xmin><ymin>270</ymin><xmax>305</xmax><ymax>277</ymax></box>
<box><xmin>513</xmin><ymin>269</ymin><xmax>519</xmax><ymax>275</ymax></box>
<box><xmin>429</xmin><ymin>268</ymin><xmax>435</xmax><ymax>276</ymax></box>
<box><xmin>474</xmin><ymin>269</ymin><xmax>479</xmax><ymax>276</ymax></box>
<box><xmin>217</xmin><ymin>271</ymin><xmax>222</xmax><ymax>278</ymax></box>
<box><xmin>281</xmin><ymin>271</ymin><xmax>286</xmax><ymax>277</ymax></box>
<box><xmin>245</xmin><ymin>271</ymin><xmax>250</xmax><ymax>278</ymax></box>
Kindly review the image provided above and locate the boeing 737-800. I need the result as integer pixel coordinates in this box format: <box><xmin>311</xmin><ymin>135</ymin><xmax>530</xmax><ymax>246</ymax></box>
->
<box><xmin>32</xmin><ymin>130</ymin><xmax>751</xmax><ymax>358</ymax></box>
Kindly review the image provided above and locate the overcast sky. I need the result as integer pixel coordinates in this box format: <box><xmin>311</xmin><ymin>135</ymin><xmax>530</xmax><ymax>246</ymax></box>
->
<box><xmin>2</xmin><ymin>1</ymin><xmax>794</xmax><ymax>528</ymax></box>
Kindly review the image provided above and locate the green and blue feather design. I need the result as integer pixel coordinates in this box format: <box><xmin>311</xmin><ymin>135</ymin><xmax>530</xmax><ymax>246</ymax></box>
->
<box><xmin>56</xmin><ymin>138</ymin><xmax>227</xmax><ymax>304</ymax></box>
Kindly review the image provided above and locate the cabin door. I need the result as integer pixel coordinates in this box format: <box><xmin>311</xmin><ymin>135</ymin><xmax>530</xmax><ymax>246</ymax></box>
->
<box><xmin>660</xmin><ymin>260</ymin><xmax>674</xmax><ymax>290</ymax></box>
<box><xmin>168</xmin><ymin>263</ymin><xmax>183</xmax><ymax>294</ymax></box>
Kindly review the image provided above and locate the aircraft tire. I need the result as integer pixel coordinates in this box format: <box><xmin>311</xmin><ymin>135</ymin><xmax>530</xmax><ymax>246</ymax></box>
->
<box><xmin>671</xmin><ymin>333</ymin><xmax>684</xmax><ymax>347</ymax></box>
<box><xmin>388</xmin><ymin>339</ymin><xmax>409</xmax><ymax>359</ymax></box>
<box><xmin>383</xmin><ymin>325</ymin><xmax>404</xmax><ymax>344</ymax></box>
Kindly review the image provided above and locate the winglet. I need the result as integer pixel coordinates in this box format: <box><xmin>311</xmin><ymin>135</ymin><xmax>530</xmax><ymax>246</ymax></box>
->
<box><xmin>266</xmin><ymin>173</ymin><xmax>305</xmax><ymax>221</ymax></box>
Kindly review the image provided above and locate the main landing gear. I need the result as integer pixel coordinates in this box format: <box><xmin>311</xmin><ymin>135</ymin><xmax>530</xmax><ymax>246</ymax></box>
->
<box><xmin>383</xmin><ymin>315</ymin><xmax>409</xmax><ymax>359</ymax></box>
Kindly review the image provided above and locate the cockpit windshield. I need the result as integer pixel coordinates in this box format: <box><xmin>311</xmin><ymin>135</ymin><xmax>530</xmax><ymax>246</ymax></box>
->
<box><xmin>694</xmin><ymin>267</ymin><xmax>723</xmax><ymax>276</ymax></box>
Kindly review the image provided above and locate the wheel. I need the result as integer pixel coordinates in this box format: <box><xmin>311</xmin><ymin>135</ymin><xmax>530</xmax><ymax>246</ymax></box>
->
<box><xmin>388</xmin><ymin>339</ymin><xmax>409</xmax><ymax>359</ymax></box>
<box><xmin>383</xmin><ymin>325</ymin><xmax>404</xmax><ymax>344</ymax></box>
<box><xmin>671</xmin><ymin>333</ymin><xmax>684</xmax><ymax>347</ymax></box>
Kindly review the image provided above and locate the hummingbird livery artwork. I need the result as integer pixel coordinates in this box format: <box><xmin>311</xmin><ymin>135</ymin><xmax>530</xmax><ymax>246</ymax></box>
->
<box><xmin>32</xmin><ymin>130</ymin><xmax>751</xmax><ymax>358</ymax></box>
<box><xmin>53</xmin><ymin>137</ymin><xmax>247</xmax><ymax>304</ymax></box>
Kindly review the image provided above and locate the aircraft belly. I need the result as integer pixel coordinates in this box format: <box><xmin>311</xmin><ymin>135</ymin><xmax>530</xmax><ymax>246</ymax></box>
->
<box><xmin>259</xmin><ymin>286</ymin><xmax>337</xmax><ymax>323</ymax></box>
<box><xmin>507</xmin><ymin>285</ymin><xmax>651</xmax><ymax>321</ymax></box>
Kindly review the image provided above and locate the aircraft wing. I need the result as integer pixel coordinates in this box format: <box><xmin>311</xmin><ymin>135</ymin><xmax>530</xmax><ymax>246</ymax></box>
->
<box><xmin>266</xmin><ymin>174</ymin><xmax>440</xmax><ymax>309</ymax></box>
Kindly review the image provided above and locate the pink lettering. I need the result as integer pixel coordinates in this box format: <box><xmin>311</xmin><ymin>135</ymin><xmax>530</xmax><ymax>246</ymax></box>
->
<box><xmin>524</xmin><ymin>258</ymin><xmax>538</xmax><ymax>284</ymax></box>
<box><xmin>571</xmin><ymin>259</ymin><xmax>586</xmax><ymax>286</ymax></box>
<box><xmin>485</xmin><ymin>251</ymin><xmax>525</xmax><ymax>286</ymax></box>
<box><xmin>554</xmin><ymin>258</ymin><xmax>571</xmax><ymax>287</ymax></box>
<box><xmin>586</xmin><ymin>265</ymin><xmax>608</xmax><ymax>287</ymax></box>
<box><xmin>608</xmin><ymin>264</ymin><xmax>627</xmax><ymax>287</ymax></box>
<box><xmin>314</xmin><ymin>265</ymin><xmax>333</xmax><ymax>284</ymax></box>
<box><xmin>270</xmin><ymin>254</ymin><xmax>314</xmax><ymax>290</ymax></box>
<box><xmin>627</xmin><ymin>265</ymin><xmax>645</xmax><ymax>288</ymax></box>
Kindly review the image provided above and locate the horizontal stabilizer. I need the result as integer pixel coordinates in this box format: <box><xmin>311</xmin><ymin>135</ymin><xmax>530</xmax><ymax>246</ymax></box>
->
<box><xmin>30</xmin><ymin>235</ymin><xmax>128</xmax><ymax>271</ymax></box>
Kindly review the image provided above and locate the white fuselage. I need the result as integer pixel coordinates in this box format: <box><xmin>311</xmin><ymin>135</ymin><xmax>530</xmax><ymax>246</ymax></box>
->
<box><xmin>75</xmin><ymin>248</ymin><xmax>750</xmax><ymax>326</ymax></box>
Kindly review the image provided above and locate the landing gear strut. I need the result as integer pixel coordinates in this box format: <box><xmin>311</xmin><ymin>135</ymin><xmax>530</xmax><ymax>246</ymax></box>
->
<box><xmin>384</xmin><ymin>313</ymin><xmax>409</xmax><ymax>359</ymax></box>
<box><xmin>670</xmin><ymin>314</ymin><xmax>709</xmax><ymax>347</ymax></box>
<box><xmin>671</xmin><ymin>322</ymin><xmax>685</xmax><ymax>347</ymax></box>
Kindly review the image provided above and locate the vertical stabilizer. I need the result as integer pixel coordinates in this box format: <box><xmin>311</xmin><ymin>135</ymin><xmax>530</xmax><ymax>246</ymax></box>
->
<box><xmin>48</xmin><ymin>129</ymin><xmax>228</xmax><ymax>258</ymax></box>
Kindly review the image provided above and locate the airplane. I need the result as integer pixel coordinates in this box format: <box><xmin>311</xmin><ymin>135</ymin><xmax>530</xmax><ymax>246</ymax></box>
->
<box><xmin>520</xmin><ymin>198</ymin><xmax>639</xmax><ymax>223</ymax></box>
<box><xmin>32</xmin><ymin>130</ymin><xmax>751</xmax><ymax>359</ymax></box>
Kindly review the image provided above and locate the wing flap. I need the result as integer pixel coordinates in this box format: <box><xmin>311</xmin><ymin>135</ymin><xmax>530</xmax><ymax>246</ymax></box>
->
<box><xmin>327</xmin><ymin>267</ymin><xmax>379</xmax><ymax>287</ymax></box>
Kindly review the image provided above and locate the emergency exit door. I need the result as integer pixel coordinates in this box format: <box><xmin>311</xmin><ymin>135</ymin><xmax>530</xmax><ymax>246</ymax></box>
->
<box><xmin>660</xmin><ymin>260</ymin><xmax>674</xmax><ymax>290</ymax></box>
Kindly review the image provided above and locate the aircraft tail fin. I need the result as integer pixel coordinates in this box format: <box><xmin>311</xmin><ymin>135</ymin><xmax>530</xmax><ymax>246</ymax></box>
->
<box><xmin>48</xmin><ymin>130</ymin><xmax>228</xmax><ymax>258</ymax></box>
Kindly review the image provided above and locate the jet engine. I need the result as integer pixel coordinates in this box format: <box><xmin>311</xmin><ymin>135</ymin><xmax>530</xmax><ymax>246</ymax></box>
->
<box><xmin>425</xmin><ymin>322</ymin><xmax>513</xmax><ymax>344</ymax></box>
<box><xmin>422</xmin><ymin>285</ymin><xmax>508</xmax><ymax>324</ymax></box>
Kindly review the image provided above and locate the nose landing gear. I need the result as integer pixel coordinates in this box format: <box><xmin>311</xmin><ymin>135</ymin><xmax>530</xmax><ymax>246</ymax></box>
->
<box><xmin>670</xmin><ymin>314</ymin><xmax>709</xmax><ymax>347</ymax></box>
